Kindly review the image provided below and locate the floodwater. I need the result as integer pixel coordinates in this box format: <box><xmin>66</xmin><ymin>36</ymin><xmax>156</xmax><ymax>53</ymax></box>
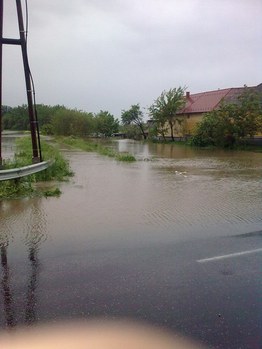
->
<box><xmin>1</xmin><ymin>135</ymin><xmax>262</xmax><ymax>348</ymax></box>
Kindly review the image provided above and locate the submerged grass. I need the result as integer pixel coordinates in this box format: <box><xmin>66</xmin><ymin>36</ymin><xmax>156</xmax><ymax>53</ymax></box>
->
<box><xmin>0</xmin><ymin>137</ymin><xmax>73</xmax><ymax>200</ymax></box>
<box><xmin>59</xmin><ymin>136</ymin><xmax>136</xmax><ymax>162</ymax></box>
<box><xmin>116</xmin><ymin>153</ymin><xmax>137</xmax><ymax>161</ymax></box>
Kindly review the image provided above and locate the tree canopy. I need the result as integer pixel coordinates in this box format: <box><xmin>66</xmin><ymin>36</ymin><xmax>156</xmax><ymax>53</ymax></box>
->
<box><xmin>52</xmin><ymin>109</ymin><xmax>94</xmax><ymax>136</ymax></box>
<box><xmin>2</xmin><ymin>104</ymin><xmax>119</xmax><ymax>138</ymax></box>
<box><xmin>94</xmin><ymin>111</ymin><xmax>119</xmax><ymax>137</ymax></box>
<box><xmin>121</xmin><ymin>104</ymin><xmax>147</xmax><ymax>139</ymax></box>
<box><xmin>149</xmin><ymin>87</ymin><xmax>186</xmax><ymax>141</ymax></box>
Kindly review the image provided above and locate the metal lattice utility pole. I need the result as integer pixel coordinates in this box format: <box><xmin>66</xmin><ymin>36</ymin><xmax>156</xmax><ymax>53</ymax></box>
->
<box><xmin>0</xmin><ymin>0</ymin><xmax>41</xmax><ymax>165</ymax></box>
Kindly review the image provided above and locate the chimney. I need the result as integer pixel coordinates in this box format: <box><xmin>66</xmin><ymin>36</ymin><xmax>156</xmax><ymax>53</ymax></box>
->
<box><xmin>186</xmin><ymin>91</ymin><xmax>190</xmax><ymax>98</ymax></box>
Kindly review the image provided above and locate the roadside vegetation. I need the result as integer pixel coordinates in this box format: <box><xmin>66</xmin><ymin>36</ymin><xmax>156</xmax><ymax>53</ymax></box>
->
<box><xmin>58</xmin><ymin>136</ymin><xmax>136</xmax><ymax>162</ymax></box>
<box><xmin>0</xmin><ymin>137</ymin><xmax>73</xmax><ymax>199</ymax></box>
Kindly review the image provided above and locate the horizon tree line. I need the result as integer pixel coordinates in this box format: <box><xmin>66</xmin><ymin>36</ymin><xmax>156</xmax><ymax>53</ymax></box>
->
<box><xmin>1</xmin><ymin>86</ymin><xmax>262</xmax><ymax>147</ymax></box>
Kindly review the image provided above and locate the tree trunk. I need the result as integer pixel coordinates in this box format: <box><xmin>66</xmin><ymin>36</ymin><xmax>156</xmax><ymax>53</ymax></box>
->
<box><xmin>161</xmin><ymin>130</ymin><xmax>166</xmax><ymax>141</ymax></box>
<box><xmin>139</xmin><ymin>124</ymin><xmax>147</xmax><ymax>139</ymax></box>
<box><xmin>169</xmin><ymin>121</ymin><xmax>175</xmax><ymax>141</ymax></box>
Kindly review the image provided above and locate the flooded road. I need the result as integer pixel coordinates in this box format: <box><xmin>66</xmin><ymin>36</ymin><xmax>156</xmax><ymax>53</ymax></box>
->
<box><xmin>1</xmin><ymin>136</ymin><xmax>262</xmax><ymax>348</ymax></box>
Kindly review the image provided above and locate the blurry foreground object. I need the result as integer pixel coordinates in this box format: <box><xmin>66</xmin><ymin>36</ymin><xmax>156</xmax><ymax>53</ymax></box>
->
<box><xmin>0</xmin><ymin>320</ymin><xmax>207</xmax><ymax>349</ymax></box>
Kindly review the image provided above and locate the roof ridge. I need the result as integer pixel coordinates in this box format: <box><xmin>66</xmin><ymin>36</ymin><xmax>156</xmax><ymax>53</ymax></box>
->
<box><xmin>178</xmin><ymin>84</ymin><xmax>260</xmax><ymax>115</ymax></box>
<box><xmin>213</xmin><ymin>88</ymin><xmax>232</xmax><ymax>109</ymax></box>
<box><xmin>190</xmin><ymin>85</ymin><xmax>259</xmax><ymax>96</ymax></box>
<box><xmin>192</xmin><ymin>88</ymin><xmax>231</xmax><ymax>96</ymax></box>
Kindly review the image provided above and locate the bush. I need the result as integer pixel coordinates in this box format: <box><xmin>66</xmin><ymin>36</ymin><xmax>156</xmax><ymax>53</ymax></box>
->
<box><xmin>0</xmin><ymin>137</ymin><xmax>73</xmax><ymax>199</ymax></box>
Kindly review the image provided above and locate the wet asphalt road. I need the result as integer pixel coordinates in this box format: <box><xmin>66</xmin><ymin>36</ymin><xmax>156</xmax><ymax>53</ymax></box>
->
<box><xmin>1</xmin><ymin>229</ymin><xmax>261</xmax><ymax>349</ymax></box>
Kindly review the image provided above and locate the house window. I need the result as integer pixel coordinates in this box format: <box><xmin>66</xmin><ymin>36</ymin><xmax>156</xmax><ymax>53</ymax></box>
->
<box><xmin>187</xmin><ymin>114</ymin><xmax>190</xmax><ymax>119</ymax></box>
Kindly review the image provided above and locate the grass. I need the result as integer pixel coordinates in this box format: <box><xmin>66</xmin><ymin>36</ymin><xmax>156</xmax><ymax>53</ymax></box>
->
<box><xmin>116</xmin><ymin>153</ymin><xmax>137</xmax><ymax>161</ymax></box>
<box><xmin>0</xmin><ymin>137</ymin><xmax>73</xmax><ymax>200</ymax></box>
<box><xmin>0</xmin><ymin>180</ymin><xmax>34</xmax><ymax>199</ymax></box>
<box><xmin>58</xmin><ymin>136</ymin><xmax>136</xmax><ymax>162</ymax></box>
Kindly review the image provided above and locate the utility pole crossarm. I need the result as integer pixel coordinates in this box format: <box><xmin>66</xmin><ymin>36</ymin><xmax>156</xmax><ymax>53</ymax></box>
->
<box><xmin>1</xmin><ymin>37</ymin><xmax>21</xmax><ymax>45</ymax></box>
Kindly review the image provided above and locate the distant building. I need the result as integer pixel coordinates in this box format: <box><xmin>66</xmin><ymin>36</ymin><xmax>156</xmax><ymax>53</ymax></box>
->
<box><xmin>150</xmin><ymin>83</ymin><xmax>262</xmax><ymax>140</ymax></box>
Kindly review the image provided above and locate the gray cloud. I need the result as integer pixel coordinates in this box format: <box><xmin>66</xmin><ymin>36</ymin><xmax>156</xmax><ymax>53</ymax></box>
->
<box><xmin>2</xmin><ymin>0</ymin><xmax>262</xmax><ymax>118</ymax></box>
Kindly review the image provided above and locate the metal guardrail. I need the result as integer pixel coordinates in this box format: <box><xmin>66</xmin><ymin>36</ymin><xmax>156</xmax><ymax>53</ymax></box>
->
<box><xmin>0</xmin><ymin>161</ymin><xmax>51</xmax><ymax>181</ymax></box>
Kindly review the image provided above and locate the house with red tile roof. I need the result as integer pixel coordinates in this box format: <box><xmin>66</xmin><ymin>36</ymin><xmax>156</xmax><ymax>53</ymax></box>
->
<box><xmin>162</xmin><ymin>83</ymin><xmax>262</xmax><ymax>139</ymax></box>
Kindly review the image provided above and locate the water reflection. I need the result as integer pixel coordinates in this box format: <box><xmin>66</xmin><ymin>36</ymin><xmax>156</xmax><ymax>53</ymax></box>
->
<box><xmin>25</xmin><ymin>244</ymin><xmax>40</xmax><ymax>324</ymax></box>
<box><xmin>1</xmin><ymin>245</ymin><xmax>15</xmax><ymax>327</ymax></box>
<box><xmin>117</xmin><ymin>140</ymin><xmax>151</xmax><ymax>159</ymax></box>
<box><xmin>0</xmin><ymin>200</ymin><xmax>47</xmax><ymax>327</ymax></box>
<box><xmin>1</xmin><ymin>131</ymin><xmax>25</xmax><ymax>160</ymax></box>
<box><xmin>24</xmin><ymin>203</ymin><xmax>47</xmax><ymax>324</ymax></box>
<box><xmin>0</xmin><ymin>202</ymin><xmax>15</xmax><ymax>327</ymax></box>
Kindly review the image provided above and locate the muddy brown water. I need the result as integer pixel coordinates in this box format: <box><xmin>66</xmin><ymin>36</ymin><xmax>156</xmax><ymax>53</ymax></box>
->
<box><xmin>0</xmin><ymin>135</ymin><xmax>262</xmax><ymax>348</ymax></box>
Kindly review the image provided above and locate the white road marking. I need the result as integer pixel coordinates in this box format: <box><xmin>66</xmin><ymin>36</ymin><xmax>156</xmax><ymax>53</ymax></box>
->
<box><xmin>197</xmin><ymin>248</ymin><xmax>262</xmax><ymax>263</ymax></box>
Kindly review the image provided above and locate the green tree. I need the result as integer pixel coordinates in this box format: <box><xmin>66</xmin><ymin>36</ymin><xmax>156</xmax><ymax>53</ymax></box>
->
<box><xmin>191</xmin><ymin>88</ymin><xmax>262</xmax><ymax>148</ymax></box>
<box><xmin>120</xmin><ymin>124</ymin><xmax>142</xmax><ymax>140</ymax></box>
<box><xmin>2</xmin><ymin>104</ymin><xmax>66</xmax><ymax>131</ymax></box>
<box><xmin>36</xmin><ymin>104</ymin><xmax>66</xmax><ymax>128</ymax></box>
<box><xmin>1</xmin><ymin>105</ymin><xmax>12</xmax><ymax>114</ymax></box>
<box><xmin>2</xmin><ymin>105</ymin><xmax>29</xmax><ymax>130</ymax></box>
<box><xmin>233</xmin><ymin>87</ymin><xmax>262</xmax><ymax>139</ymax></box>
<box><xmin>121</xmin><ymin>104</ymin><xmax>147</xmax><ymax>139</ymax></box>
<box><xmin>94</xmin><ymin>111</ymin><xmax>119</xmax><ymax>137</ymax></box>
<box><xmin>52</xmin><ymin>109</ymin><xmax>94</xmax><ymax>136</ymax></box>
<box><xmin>149</xmin><ymin>87</ymin><xmax>186</xmax><ymax>141</ymax></box>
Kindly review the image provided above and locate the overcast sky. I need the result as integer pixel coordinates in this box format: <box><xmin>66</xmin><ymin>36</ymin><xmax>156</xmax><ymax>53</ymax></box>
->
<box><xmin>2</xmin><ymin>0</ymin><xmax>262</xmax><ymax>118</ymax></box>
